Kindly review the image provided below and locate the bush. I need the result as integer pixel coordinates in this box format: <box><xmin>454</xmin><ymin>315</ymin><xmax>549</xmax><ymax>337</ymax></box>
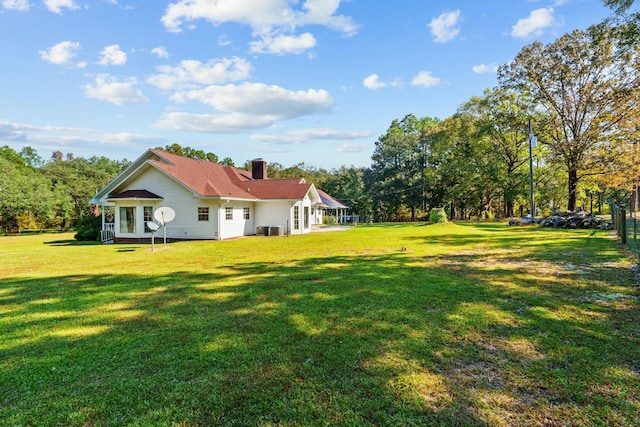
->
<box><xmin>323</xmin><ymin>215</ymin><xmax>337</xmax><ymax>225</ymax></box>
<box><xmin>429</xmin><ymin>208</ymin><xmax>448</xmax><ymax>224</ymax></box>
<box><xmin>74</xmin><ymin>215</ymin><xmax>101</xmax><ymax>241</ymax></box>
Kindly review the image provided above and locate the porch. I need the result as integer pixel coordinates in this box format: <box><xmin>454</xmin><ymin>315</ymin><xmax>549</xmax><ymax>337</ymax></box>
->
<box><xmin>101</xmin><ymin>223</ymin><xmax>115</xmax><ymax>243</ymax></box>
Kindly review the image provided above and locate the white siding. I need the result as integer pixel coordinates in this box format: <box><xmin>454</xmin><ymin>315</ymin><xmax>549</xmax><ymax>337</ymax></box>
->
<box><xmin>252</xmin><ymin>194</ymin><xmax>313</xmax><ymax>236</ymax></box>
<box><xmin>218</xmin><ymin>202</ymin><xmax>256</xmax><ymax>240</ymax></box>
<box><xmin>254</xmin><ymin>201</ymin><xmax>291</xmax><ymax>234</ymax></box>
<box><xmin>288</xmin><ymin>194</ymin><xmax>313</xmax><ymax>235</ymax></box>
<box><xmin>114</xmin><ymin>168</ymin><xmax>219</xmax><ymax>240</ymax></box>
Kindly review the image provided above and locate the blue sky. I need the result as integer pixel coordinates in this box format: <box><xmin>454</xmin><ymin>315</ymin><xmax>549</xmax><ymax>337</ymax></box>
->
<box><xmin>0</xmin><ymin>0</ymin><xmax>614</xmax><ymax>169</ymax></box>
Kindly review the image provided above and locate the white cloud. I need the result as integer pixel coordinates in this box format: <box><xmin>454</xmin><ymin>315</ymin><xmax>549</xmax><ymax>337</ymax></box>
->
<box><xmin>147</xmin><ymin>57</ymin><xmax>251</xmax><ymax>91</ymax></box>
<box><xmin>160</xmin><ymin>0</ymin><xmax>358</xmax><ymax>55</ymax></box>
<box><xmin>39</xmin><ymin>41</ymin><xmax>81</xmax><ymax>65</ymax></box>
<box><xmin>297</xmin><ymin>0</ymin><xmax>359</xmax><ymax>35</ymax></box>
<box><xmin>151</xmin><ymin>46</ymin><xmax>169</xmax><ymax>59</ymax></box>
<box><xmin>429</xmin><ymin>10</ymin><xmax>461</xmax><ymax>43</ymax></box>
<box><xmin>84</xmin><ymin>74</ymin><xmax>149</xmax><ymax>105</ymax></box>
<box><xmin>0</xmin><ymin>119</ymin><xmax>165</xmax><ymax>154</ymax></box>
<box><xmin>249</xmin><ymin>32</ymin><xmax>317</xmax><ymax>55</ymax></box>
<box><xmin>162</xmin><ymin>0</ymin><xmax>357</xmax><ymax>34</ymax></box>
<box><xmin>362</xmin><ymin>74</ymin><xmax>387</xmax><ymax>90</ymax></box>
<box><xmin>44</xmin><ymin>0</ymin><xmax>77</xmax><ymax>14</ymax></box>
<box><xmin>155</xmin><ymin>83</ymin><xmax>333</xmax><ymax>133</ymax></box>
<box><xmin>172</xmin><ymin>82</ymin><xmax>332</xmax><ymax>117</ymax></box>
<box><xmin>153</xmin><ymin>112</ymin><xmax>275</xmax><ymax>133</ymax></box>
<box><xmin>2</xmin><ymin>0</ymin><xmax>30</xmax><ymax>11</ymax></box>
<box><xmin>337</xmin><ymin>143</ymin><xmax>369</xmax><ymax>153</ymax></box>
<box><xmin>251</xmin><ymin>128</ymin><xmax>373</xmax><ymax>144</ymax></box>
<box><xmin>472</xmin><ymin>63</ymin><xmax>498</xmax><ymax>74</ymax></box>
<box><xmin>511</xmin><ymin>8</ymin><xmax>555</xmax><ymax>38</ymax></box>
<box><xmin>218</xmin><ymin>35</ymin><xmax>233</xmax><ymax>47</ymax></box>
<box><xmin>97</xmin><ymin>44</ymin><xmax>127</xmax><ymax>66</ymax></box>
<box><xmin>411</xmin><ymin>71</ymin><xmax>442</xmax><ymax>88</ymax></box>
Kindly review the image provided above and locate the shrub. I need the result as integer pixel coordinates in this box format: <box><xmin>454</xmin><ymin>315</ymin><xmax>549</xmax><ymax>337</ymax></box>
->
<box><xmin>323</xmin><ymin>215</ymin><xmax>337</xmax><ymax>225</ymax></box>
<box><xmin>429</xmin><ymin>208</ymin><xmax>448</xmax><ymax>224</ymax></box>
<box><xmin>74</xmin><ymin>215</ymin><xmax>101</xmax><ymax>241</ymax></box>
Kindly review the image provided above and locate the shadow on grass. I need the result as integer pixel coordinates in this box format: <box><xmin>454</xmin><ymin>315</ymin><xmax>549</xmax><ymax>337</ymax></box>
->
<box><xmin>1</xmin><ymin>234</ymin><xmax>638</xmax><ymax>426</ymax></box>
<box><xmin>44</xmin><ymin>239</ymin><xmax>103</xmax><ymax>247</ymax></box>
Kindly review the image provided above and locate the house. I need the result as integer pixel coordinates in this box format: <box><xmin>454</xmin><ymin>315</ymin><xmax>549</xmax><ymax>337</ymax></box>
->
<box><xmin>316</xmin><ymin>189</ymin><xmax>349</xmax><ymax>224</ymax></box>
<box><xmin>89</xmin><ymin>148</ymin><xmax>344</xmax><ymax>242</ymax></box>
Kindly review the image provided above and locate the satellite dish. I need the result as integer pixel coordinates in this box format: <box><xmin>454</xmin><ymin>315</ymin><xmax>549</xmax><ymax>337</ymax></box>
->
<box><xmin>153</xmin><ymin>206</ymin><xmax>176</xmax><ymax>248</ymax></box>
<box><xmin>146</xmin><ymin>221</ymin><xmax>160</xmax><ymax>232</ymax></box>
<box><xmin>147</xmin><ymin>221</ymin><xmax>160</xmax><ymax>252</ymax></box>
<box><xmin>154</xmin><ymin>206</ymin><xmax>176</xmax><ymax>226</ymax></box>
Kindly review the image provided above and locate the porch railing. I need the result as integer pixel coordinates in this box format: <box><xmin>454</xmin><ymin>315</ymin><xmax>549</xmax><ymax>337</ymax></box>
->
<box><xmin>101</xmin><ymin>223</ymin><xmax>115</xmax><ymax>243</ymax></box>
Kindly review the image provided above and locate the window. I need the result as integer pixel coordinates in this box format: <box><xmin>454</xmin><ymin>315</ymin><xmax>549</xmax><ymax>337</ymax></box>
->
<box><xmin>293</xmin><ymin>205</ymin><xmax>300</xmax><ymax>230</ymax></box>
<box><xmin>198</xmin><ymin>207</ymin><xmax>209</xmax><ymax>221</ymax></box>
<box><xmin>143</xmin><ymin>206</ymin><xmax>153</xmax><ymax>232</ymax></box>
<box><xmin>119</xmin><ymin>207</ymin><xmax>135</xmax><ymax>234</ymax></box>
<box><xmin>243</xmin><ymin>207</ymin><xmax>250</xmax><ymax>220</ymax></box>
<box><xmin>304</xmin><ymin>206</ymin><xmax>309</xmax><ymax>229</ymax></box>
<box><xmin>225</xmin><ymin>206</ymin><xmax>233</xmax><ymax>220</ymax></box>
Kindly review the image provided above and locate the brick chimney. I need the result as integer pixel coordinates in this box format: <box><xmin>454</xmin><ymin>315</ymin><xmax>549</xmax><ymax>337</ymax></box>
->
<box><xmin>251</xmin><ymin>159</ymin><xmax>267</xmax><ymax>180</ymax></box>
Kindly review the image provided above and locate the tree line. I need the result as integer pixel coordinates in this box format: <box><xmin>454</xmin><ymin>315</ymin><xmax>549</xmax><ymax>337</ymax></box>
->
<box><xmin>2</xmin><ymin>4</ymin><xmax>639</xmax><ymax>231</ymax></box>
<box><xmin>0</xmin><ymin>147</ymin><xmax>131</xmax><ymax>232</ymax></box>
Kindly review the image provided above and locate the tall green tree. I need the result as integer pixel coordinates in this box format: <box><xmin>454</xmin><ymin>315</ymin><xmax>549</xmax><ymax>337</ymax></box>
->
<box><xmin>40</xmin><ymin>154</ymin><xmax>130</xmax><ymax>228</ymax></box>
<box><xmin>436</xmin><ymin>114</ymin><xmax>500</xmax><ymax>220</ymax></box>
<box><xmin>498</xmin><ymin>25</ymin><xmax>640</xmax><ymax>210</ymax></box>
<box><xmin>371</xmin><ymin>114</ymin><xmax>431</xmax><ymax>221</ymax></box>
<box><xmin>459</xmin><ymin>88</ymin><xmax>539</xmax><ymax>217</ymax></box>
<box><xmin>601</xmin><ymin>0</ymin><xmax>640</xmax><ymax>45</ymax></box>
<box><xmin>321</xmin><ymin>166</ymin><xmax>372</xmax><ymax>220</ymax></box>
<box><xmin>0</xmin><ymin>145</ymin><xmax>28</xmax><ymax>167</ymax></box>
<box><xmin>0</xmin><ymin>157</ymin><xmax>54</xmax><ymax>230</ymax></box>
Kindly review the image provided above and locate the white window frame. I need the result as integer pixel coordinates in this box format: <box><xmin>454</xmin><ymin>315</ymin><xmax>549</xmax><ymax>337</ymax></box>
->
<box><xmin>198</xmin><ymin>207</ymin><xmax>209</xmax><ymax>221</ymax></box>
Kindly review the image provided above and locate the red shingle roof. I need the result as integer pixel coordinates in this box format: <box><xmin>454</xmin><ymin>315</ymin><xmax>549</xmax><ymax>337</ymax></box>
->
<box><xmin>317</xmin><ymin>189</ymin><xmax>348</xmax><ymax>208</ymax></box>
<box><xmin>148</xmin><ymin>149</ymin><xmax>313</xmax><ymax>200</ymax></box>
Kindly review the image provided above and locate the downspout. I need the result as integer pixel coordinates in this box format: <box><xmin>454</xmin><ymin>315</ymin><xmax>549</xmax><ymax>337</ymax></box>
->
<box><xmin>219</xmin><ymin>199</ymin><xmax>230</xmax><ymax>241</ymax></box>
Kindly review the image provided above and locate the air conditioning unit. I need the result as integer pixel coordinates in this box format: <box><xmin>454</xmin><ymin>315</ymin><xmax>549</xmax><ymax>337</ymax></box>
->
<box><xmin>256</xmin><ymin>226</ymin><xmax>266</xmax><ymax>236</ymax></box>
<box><xmin>269</xmin><ymin>226</ymin><xmax>283</xmax><ymax>236</ymax></box>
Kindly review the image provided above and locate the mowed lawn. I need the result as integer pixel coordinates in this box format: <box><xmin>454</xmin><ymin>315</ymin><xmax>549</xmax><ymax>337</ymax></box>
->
<box><xmin>1</xmin><ymin>223</ymin><xmax>639</xmax><ymax>426</ymax></box>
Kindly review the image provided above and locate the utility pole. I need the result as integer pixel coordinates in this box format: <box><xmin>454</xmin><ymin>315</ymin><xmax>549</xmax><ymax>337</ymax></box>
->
<box><xmin>528</xmin><ymin>120</ymin><xmax>537</xmax><ymax>218</ymax></box>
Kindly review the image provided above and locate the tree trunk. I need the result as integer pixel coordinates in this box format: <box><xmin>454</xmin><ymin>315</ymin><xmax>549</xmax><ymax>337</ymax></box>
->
<box><xmin>505</xmin><ymin>200</ymin><xmax>514</xmax><ymax>218</ymax></box>
<box><xmin>567</xmin><ymin>169</ymin><xmax>578</xmax><ymax>211</ymax></box>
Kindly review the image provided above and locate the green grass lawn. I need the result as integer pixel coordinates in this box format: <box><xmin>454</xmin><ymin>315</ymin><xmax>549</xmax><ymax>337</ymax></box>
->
<box><xmin>1</xmin><ymin>223</ymin><xmax>639</xmax><ymax>426</ymax></box>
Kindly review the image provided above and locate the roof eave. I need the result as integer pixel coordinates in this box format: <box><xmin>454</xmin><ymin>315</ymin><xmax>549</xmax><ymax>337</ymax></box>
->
<box><xmin>194</xmin><ymin>195</ymin><xmax>259</xmax><ymax>202</ymax></box>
